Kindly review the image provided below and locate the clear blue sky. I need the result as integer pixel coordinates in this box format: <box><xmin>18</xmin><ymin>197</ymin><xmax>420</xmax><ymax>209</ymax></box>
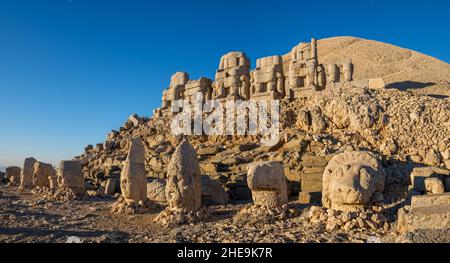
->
<box><xmin>1</xmin><ymin>0</ymin><xmax>449</xmax><ymax>168</ymax></box>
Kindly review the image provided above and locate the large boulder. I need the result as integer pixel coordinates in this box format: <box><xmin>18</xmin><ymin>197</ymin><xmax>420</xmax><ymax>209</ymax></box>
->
<box><xmin>33</xmin><ymin>162</ymin><xmax>55</xmax><ymax>189</ymax></box>
<box><xmin>247</xmin><ymin>161</ymin><xmax>288</xmax><ymax>208</ymax></box>
<box><xmin>19</xmin><ymin>157</ymin><xmax>37</xmax><ymax>189</ymax></box>
<box><xmin>322</xmin><ymin>151</ymin><xmax>385</xmax><ymax>211</ymax></box>
<box><xmin>165</xmin><ymin>139</ymin><xmax>202</xmax><ymax>211</ymax></box>
<box><xmin>58</xmin><ymin>160</ymin><xmax>85</xmax><ymax>191</ymax></box>
<box><xmin>6</xmin><ymin>166</ymin><xmax>21</xmax><ymax>185</ymax></box>
<box><xmin>120</xmin><ymin>138</ymin><xmax>147</xmax><ymax>204</ymax></box>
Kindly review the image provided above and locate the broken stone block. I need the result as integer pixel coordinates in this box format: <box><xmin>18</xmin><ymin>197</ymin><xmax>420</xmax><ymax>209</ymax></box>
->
<box><xmin>247</xmin><ymin>161</ymin><xmax>288</xmax><ymax>208</ymax></box>
<box><xmin>322</xmin><ymin>151</ymin><xmax>385</xmax><ymax>211</ymax></box>
<box><xmin>411</xmin><ymin>193</ymin><xmax>450</xmax><ymax>209</ymax></box>
<box><xmin>120</xmin><ymin>138</ymin><xmax>147</xmax><ymax>204</ymax></box>
<box><xmin>409</xmin><ymin>166</ymin><xmax>449</xmax><ymax>193</ymax></box>
<box><xmin>147</xmin><ymin>179</ymin><xmax>167</xmax><ymax>203</ymax></box>
<box><xmin>197</xmin><ymin>145</ymin><xmax>220</xmax><ymax>156</ymax></box>
<box><xmin>200</xmin><ymin>163</ymin><xmax>218</xmax><ymax>174</ymax></box>
<box><xmin>20</xmin><ymin>157</ymin><xmax>37</xmax><ymax>189</ymax></box>
<box><xmin>424</xmin><ymin>177</ymin><xmax>445</xmax><ymax>194</ymax></box>
<box><xmin>6</xmin><ymin>166</ymin><xmax>21</xmax><ymax>185</ymax></box>
<box><xmin>33</xmin><ymin>162</ymin><xmax>55</xmax><ymax>189</ymax></box>
<box><xmin>59</xmin><ymin>160</ymin><xmax>85</xmax><ymax>191</ymax></box>
<box><xmin>104</xmin><ymin>177</ymin><xmax>117</xmax><ymax>196</ymax></box>
<box><xmin>128</xmin><ymin>114</ymin><xmax>141</xmax><ymax>128</ymax></box>
<box><xmin>398</xmin><ymin>194</ymin><xmax>450</xmax><ymax>233</ymax></box>
<box><xmin>368</xmin><ymin>78</ymin><xmax>386</xmax><ymax>89</ymax></box>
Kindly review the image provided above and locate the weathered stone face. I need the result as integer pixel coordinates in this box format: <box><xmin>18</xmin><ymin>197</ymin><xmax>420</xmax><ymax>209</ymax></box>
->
<box><xmin>161</xmin><ymin>72</ymin><xmax>190</xmax><ymax>110</ymax></box>
<box><xmin>6</xmin><ymin>166</ymin><xmax>21</xmax><ymax>184</ymax></box>
<box><xmin>120</xmin><ymin>138</ymin><xmax>147</xmax><ymax>204</ymax></box>
<box><xmin>251</xmin><ymin>55</ymin><xmax>285</xmax><ymax>100</ymax></box>
<box><xmin>247</xmin><ymin>161</ymin><xmax>288</xmax><ymax>208</ymax></box>
<box><xmin>214</xmin><ymin>51</ymin><xmax>251</xmax><ymax>99</ymax></box>
<box><xmin>33</xmin><ymin>162</ymin><xmax>55</xmax><ymax>188</ymax></box>
<box><xmin>58</xmin><ymin>160</ymin><xmax>85</xmax><ymax>191</ymax></box>
<box><xmin>20</xmin><ymin>157</ymin><xmax>37</xmax><ymax>189</ymax></box>
<box><xmin>165</xmin><ymin>139</ymin><xmax>202</xmax><ymax>212</ymax></box>
<box><xmin>322</xmin><ymin>151</ymin><xmax>385</xmax><ymax>210</ymax></box>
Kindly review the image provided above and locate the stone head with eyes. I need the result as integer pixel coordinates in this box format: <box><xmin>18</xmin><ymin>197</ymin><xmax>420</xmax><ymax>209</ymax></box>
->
<box><xmin>322</xmin><ymin>151</ymin><xmax>385</xmax><ymax>211</ymax></box>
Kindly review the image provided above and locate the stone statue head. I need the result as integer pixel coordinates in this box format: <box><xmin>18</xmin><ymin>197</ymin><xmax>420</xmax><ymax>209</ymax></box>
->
<box><xmin>322</xmin><ymin>151</ymin><xmax>385</xmax><ymax>210</ymax></box>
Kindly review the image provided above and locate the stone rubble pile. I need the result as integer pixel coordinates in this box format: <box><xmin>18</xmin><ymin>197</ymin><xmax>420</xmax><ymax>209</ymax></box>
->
<box><xmin>2</xmin><ymin>36</ymin><xmax>449</xmax><ymax>239</ymax></box>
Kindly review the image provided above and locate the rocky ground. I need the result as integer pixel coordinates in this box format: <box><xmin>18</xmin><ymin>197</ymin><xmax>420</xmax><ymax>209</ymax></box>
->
<box><xmin>1</xmin><ymin>185</ymin><xmax>449</xmax><ymax>243</ymax></box>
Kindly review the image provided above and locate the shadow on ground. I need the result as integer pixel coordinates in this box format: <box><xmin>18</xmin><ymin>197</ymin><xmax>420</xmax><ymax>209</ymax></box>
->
<box><xmin>387</xmin><ymin>81</ymin><xmax>435</xmax><ymax>91</ymax></box>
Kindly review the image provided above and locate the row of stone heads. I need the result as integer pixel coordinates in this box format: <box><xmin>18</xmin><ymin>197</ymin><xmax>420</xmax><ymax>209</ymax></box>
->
<box><xmin>3</xmin><ymin>158</ymin><xmax>85</xmax><ymax>191</ymax></box>
<box><xmin>159</xmin><ymin>38</ymin><xmax>359</xmax><ymax>110</ymax></box>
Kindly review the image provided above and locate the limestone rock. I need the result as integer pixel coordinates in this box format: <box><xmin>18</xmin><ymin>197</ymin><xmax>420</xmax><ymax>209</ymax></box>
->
<box><xmin>104</xmin><ymin>178</ymin><xmax>118</xmax><ymax>196</ymax></box>
<box><xmin>6</xmin><ymin>166</ymin><xmax>21</xmax><ymax>185</ymax></box>
<box><xmin>409</xmin><ymin>167</ymin><xmax>449</xmax><ymax>193</ymax></box>
<box><xmin>165</xmin><ymin>139</ymin><xmax>202</xmax><ymax>211</ymax></box>
<box><xmin>424</xmin><ymin>178</ymin><xmax>445</xmax><ymax>194</ymax></box>
<box><xmin>296</xmin><ymin>110</ymin><xmax>311</xmax><ymax>131</ymax></box>
<box><xmin>398</xmin><ymin>194</ymin><xmax>450</xmax><ymax>233</ymax></box>
<box><xmin>120</xmin><ymin>138</ymin><xmax>147</xmax><ymax>204</ymax></box>
<box><xmin>20</xmin><ymin>157</ymin><xmax>37</xmax><ymax>189</ymax></box>
<box><xmin>322</xmin><ymin>151</ymin><xmax>385</xmax><ymax>211</ymax></box>
<box><xmin>423</xmin><ymin>149</ymin><xmax>442</xmax><ymax>166</ymax></box>
<box><xmin>380</xmin><ymin>138</ymin><xmax>398</xmax><ymax>156</ymax></box>
<box><xmin>310</xmin><ymin>107</ymin><xmax>327</xmax><ymax>133</ymax></box>
<box><xmin>147</xmin><ymin>179</ymin><xmax>167</xmax><ymax>203</ymax></box>
<box><xmin>368</xmin><ymin>78</ymin><xmax>386</xmax><ymax>89</ymax></box>
<box><xmin>247</xmin><ymin>161</ymin><xmax>288</xmax><ymax>208</ymax></box>
<box><xmin>59</xmin><ymin>160</ymin><xmax>85</xmax><ymax>191</ymax></box>
<box><xmin>33</xmin><ymin>162</ymin><xmax>55</xmax><ymax>189</ymax></box>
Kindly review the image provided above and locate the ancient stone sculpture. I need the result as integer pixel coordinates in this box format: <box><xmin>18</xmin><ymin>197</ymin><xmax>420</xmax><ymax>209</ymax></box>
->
<box><xmin>156</xmin><ymin>139</ymin><xmax>209</xmax><ymax>225</ymax></box>
<box><xmin>165</xmin><ymin>139</ymin><xmax>202</xmax><ymax>211</ymax></box>
<box><xmin>58</xmin><ymin>160</ymin><xmax>85</xmax><ymax>192</ymax></box>
<box><xmin>247</xmin><ymin>161</ymin><xmax>288</xmax><ymax>208</ymax></box>
<box><xmin>251</xmin><ymin>55</ymin><xmax>285</xmax><ymax>100</ymax></box>
<box><xmin>20</xmin><ymin>157</ymin><xmax>37</xmax><ymax>189</ymax></box>
<box><xmin>161</xmin><ymin>72</ymin><xmax>189</xmax><ymax>110</ymax></box>
<box><xmin>6</xmin><ymin>166</ymin><xmax>21</xmax><ymax>186</ymax></box>
<box><xmin>120</xmin><ymin>138</ymin><xmax>147</xmax><ymax>204</ymax></box>
<box><xmin>184</xmin><ymin>77</ymin><xmax>213</xmax><ymax>104</ymax></box>
<box><xmin>286</xmin><ymin>38</ymin><xmax>325</xmax><ymax>98</ymax></box>
<box><xmin>214</xmin><ymin>51</ymin><xmax>250</xmax><ymax>99</ymax></box>
<box><xmin>33</xmin><ymin>162</ymin><xmax>55</xmax><ymax>189</ymax></box>
<box><xmin>322</xmin><ymin>151</ymin><xmax>385</xmax><ymax>211</ymax></box>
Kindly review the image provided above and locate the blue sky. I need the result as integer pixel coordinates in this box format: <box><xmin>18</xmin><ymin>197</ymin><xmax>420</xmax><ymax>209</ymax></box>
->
<box><xmin>0</xmin><ymin>0</ymin><xmax>449</xmax><ymax>168</ymax></box>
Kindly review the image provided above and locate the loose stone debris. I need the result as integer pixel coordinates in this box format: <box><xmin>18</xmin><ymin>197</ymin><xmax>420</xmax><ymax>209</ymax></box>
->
<box><xmin>1</xmin><ymin>36</ymin><xmax>450</xmax><ymax>243</ymax></box>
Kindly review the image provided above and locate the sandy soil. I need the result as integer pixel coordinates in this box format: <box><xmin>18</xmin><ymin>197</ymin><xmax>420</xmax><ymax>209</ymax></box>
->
<box><xmin>2</xmin><ymin>184</ymin><xmax>449</xmax><ymax>243</ymax></box>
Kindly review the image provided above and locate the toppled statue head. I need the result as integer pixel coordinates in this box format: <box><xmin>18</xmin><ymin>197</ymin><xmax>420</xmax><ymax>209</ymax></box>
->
<box><xmin>322</xmin><ymin>151</ymin><xmax>385</xmax><ymax>211</ymax></box>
